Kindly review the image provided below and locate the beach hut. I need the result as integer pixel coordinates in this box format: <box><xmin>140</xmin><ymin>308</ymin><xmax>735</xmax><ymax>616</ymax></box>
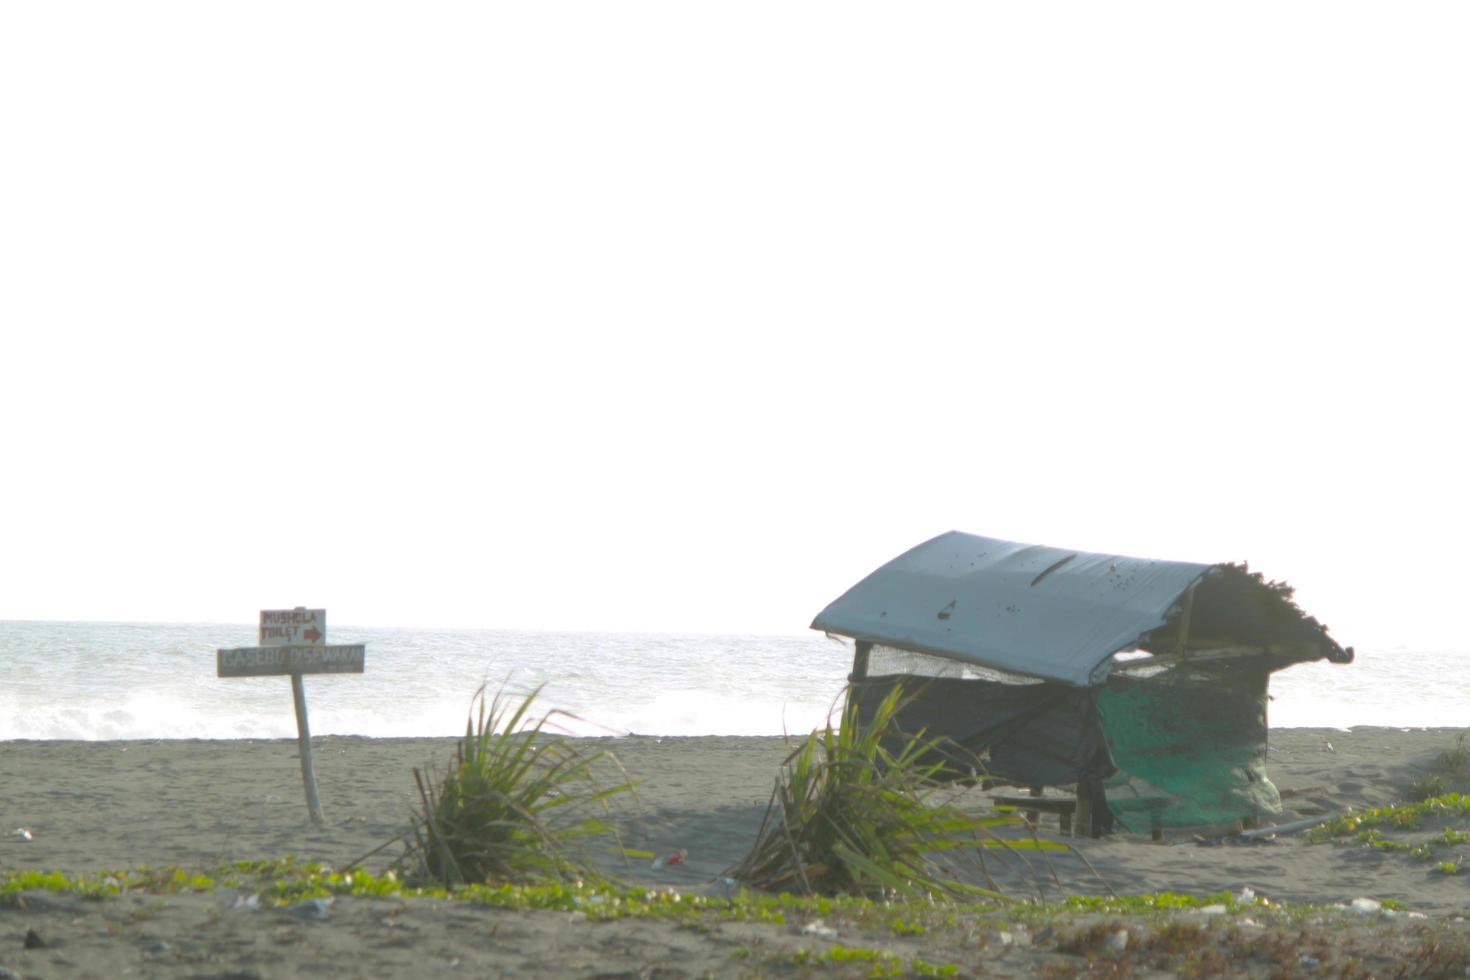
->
<box><xmin>812</xmin><ymin>531</ymin><xmax>1353</xmax><ymax>835</ymax></box>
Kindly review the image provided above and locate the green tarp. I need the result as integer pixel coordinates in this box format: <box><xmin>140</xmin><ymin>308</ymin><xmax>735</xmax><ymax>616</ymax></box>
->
<box><xmin>1098</xmin><ymin>661</ymin><xmax>1281</xmax><ymax>829</ymax></box>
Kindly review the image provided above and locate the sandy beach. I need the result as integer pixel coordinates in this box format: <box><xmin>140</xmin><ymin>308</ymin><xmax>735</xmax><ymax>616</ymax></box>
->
<box><xmin>3</xmin><ymin>728</ymin><xmax>1469</xmax><ymax>977</ymax></box>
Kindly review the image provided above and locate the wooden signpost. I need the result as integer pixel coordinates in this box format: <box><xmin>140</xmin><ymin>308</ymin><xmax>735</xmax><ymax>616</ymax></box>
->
<box><xmin>216</xmin><ymin>608</ymin><xmax>366</xmax><ymax>824</ymax></box>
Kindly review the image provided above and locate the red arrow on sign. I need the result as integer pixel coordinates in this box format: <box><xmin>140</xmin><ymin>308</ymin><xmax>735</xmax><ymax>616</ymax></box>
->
<box><xmin>303</xmin><ymin>627</ymin><xmax>323</xmax><ymax>644</ymax></box>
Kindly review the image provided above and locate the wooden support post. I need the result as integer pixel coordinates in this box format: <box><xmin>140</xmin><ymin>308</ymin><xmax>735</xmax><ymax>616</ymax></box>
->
<box><xmin>1174</xmin><ymin>583</ymin><xmax>1197</xmax><ymax>659</ymax></box>
<box><xmin>844</xmin><ymin>641</ymin><xmax>873</xmax><ymax>726</ymax></box>
<box><xmin>1075</xmin><ymin>790</ymin><xmax>1093</xmax><ymax>839</ymax></box>
<box><xmin>290</xmin><ymin>673</ymin><xmax>325</xmax><ymax>825</ymax></box>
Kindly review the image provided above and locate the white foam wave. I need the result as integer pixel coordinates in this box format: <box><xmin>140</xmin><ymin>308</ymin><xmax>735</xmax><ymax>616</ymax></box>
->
<box><xmin>0</xmin><ymin>623</ymin><xmax>1464</xmax><ymax>740</ymax></box>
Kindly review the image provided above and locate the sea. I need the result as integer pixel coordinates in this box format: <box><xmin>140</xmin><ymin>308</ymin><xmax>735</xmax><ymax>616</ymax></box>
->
<box><xmin>1</xmin><ymin>620</ymin><xmax>1465</xmax><ymax>741</ymax></box>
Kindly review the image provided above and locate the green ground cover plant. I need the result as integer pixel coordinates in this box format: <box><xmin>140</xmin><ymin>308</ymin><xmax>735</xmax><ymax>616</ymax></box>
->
<box><xmin>1305</xmin><ymin>793</ymin><xmax>1470</xmax><ymax>842</ymax></box>
<box><xmin>0</xmin><ymin>862</ymin><xmax>1295</xmax><ymax>922</ymax></box>
<box><xmin>9</xmin><ymin>863</ymin><xmax>1470</xmax><ymax>978</ymax></box>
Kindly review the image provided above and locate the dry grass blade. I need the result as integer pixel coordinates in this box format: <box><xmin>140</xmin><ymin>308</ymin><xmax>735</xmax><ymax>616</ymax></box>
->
<box><xmin>1409</xmin><ymin>733</ymin><xmax>1470</xmax><ymax>801</ymax></box>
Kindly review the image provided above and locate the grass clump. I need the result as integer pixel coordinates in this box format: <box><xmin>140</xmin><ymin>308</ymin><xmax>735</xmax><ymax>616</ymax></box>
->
<box><xmin>727</xmin><ymin>685</ymin><xmax>1053</xmax><ymax>902</ymax></box>
<box><xmin>1409</xmin><ymin>734</ymin><xmax>1470</xmax><ymax>801</ymax></box>
<box><xmin>405</xmin><ymin>684</ymin><xmax>633</xmax><ymax>888</ymax></box>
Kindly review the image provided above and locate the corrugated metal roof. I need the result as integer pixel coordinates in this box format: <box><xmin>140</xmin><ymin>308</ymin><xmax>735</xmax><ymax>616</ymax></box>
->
<box><xmin>811</xmin><ymin>531</ymin><xmax>1342</xmax><ymax>687</ymax></box>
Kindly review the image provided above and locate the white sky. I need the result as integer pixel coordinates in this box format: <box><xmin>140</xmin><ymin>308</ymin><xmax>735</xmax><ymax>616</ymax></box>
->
<box><xmin>2</xmin><ymin>3</ymin><xmax>1465</xmax><ymax>650</ymax></box>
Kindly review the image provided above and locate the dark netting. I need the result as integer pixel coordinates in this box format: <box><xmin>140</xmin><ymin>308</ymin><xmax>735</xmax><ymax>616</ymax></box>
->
<box><xmin>1097</xmin><ymin>658</ymin><xmax>1281</xmax><ymax>830</ymax></box>
<box><xmin>848</xmin><ymin>673</ymin><xmax>1114</xmax><ymax>789</ymax></box>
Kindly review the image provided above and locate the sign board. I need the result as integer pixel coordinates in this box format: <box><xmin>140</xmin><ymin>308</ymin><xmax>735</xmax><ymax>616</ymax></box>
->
<box><xmin>260</xmin><ymin>608</ymin><xmax>326</xmax><ymax>647</ymax></box>
<box><xmin>217</xmin><ymin>644</ymin><xmax>365</xmax><ymax>678</ymax></box>
<box><xmin>217</xmin><ymin>607</ymin><xmax>366</xmax><ymax>825</ymax></box>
